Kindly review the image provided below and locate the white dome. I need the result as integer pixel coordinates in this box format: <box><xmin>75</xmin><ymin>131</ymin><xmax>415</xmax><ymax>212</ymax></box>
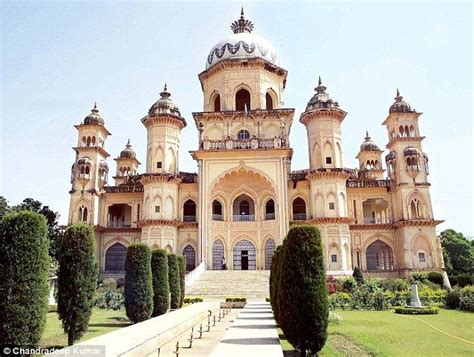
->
<box><xmin>206</xmin><ymin>32</ymin><xmax>279</xmax><ymax>69</ymax></box>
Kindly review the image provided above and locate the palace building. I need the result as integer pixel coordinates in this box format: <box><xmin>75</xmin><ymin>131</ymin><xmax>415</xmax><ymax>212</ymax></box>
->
<box><xmin>68</xmin><ymin>10</ymin><xmax>446</xmax><ymax>279</ymax></box>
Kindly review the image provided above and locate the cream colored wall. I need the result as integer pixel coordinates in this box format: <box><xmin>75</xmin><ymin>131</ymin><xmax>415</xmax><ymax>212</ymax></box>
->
<box><xmin>97</xmin><ymin>192</ymin><xmax>143</xmax><ymax>227</ymax></box>
<box><xmin>145</xmin><ymin>123</ymin><xmax>181</xmax><ymax>174</ymax></box>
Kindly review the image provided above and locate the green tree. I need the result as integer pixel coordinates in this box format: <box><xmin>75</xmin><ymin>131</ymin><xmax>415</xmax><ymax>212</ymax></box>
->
<box><xmin>439</xmin><ymin>229</ymin><xmax>474</xmax><ymax>275</ymax></box>
<box><xmin>57</xmin><ymin>224</ymin><xmax>98</xmax><ymax>346</ymax></box>
<box><xmin>168</xmin><ymin>254</ymin><xmax>181</xmax><ymax>309</ymax></box>
<box><xmin>11</xmin><ymin>198</ymin><xmax>63</xmax><ymax>258</ymax></box>
<box><xmin>278</xmin><ymin>225</ymin><xmax>328</xmax><ymax>356</ymax></box>
<box><xmin>0</xmin><ymin>211</ymin><xmax>50</xmax><ymax>347</ymax></box>
<box><xmin>0</xmin><ymin>196</ymin><xmax>8</xmax><ymax>218</ymax></box>
<box><xmin>124</xmin><ymin>244</ymin><xmax>153</xmax><ymax>323</ymax></box>
<box><xmin>177</xmin><ymin>255</ymin><xmax>186</xmax><ymax>308</ymax></box>
<box><xmin>269</xmin><ymin>244</ymin><xmax>283</xmax><ymax>324</ymax></box>
<box><xmin>151</xmin><ymin>249</ymin><xmax>170</xmax><ymax>316</ymax></box>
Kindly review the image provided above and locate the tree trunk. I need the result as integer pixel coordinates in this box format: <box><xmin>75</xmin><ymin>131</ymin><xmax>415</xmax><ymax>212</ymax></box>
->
<box><xmin>68</xmin><ymin>329</ymin><xmax>74</xmax><ymax>346</ymax></box>
<box><xmin>300</xmin><ymin>344</ymin><xmax>307</xmax><ymax>357</ymax></box>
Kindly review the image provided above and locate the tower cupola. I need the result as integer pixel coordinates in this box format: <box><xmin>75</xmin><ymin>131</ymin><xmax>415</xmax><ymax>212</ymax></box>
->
<box><xmin>83</xmin><ymin>103</ymin><xmax>105</xmax><ymax>125</ymax></box>
<box><xmin>114</xmin><ymin>139</ymin><xmax>141</xmax><ymax>185</ymax></box>
<box><xmin>148</xmin><ymin>84</ymin><xmax>183</xmax><ymax>119</ymax></box>
<box><xmin>356</xmin><ymin>131</ymin><xmax>384</xmax><ymax>178</ymax></box>
<box><xmin>389</xmin><ymin>89</ymin><xmax>414</xmax><ymax>114</ymax></box>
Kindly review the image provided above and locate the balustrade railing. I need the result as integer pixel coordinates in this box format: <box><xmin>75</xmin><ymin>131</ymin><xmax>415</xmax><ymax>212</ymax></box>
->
<box><xmin>265</xmin><ymin>213</ymin><xmax>275</xmax><ymax>220</ymax></box>
<box><xmin>183</xmin><ymin>215</ymin><xmax>197</xmax><ymax>222</ymax></box>
<box><xmin>293</xmin><ymin>213</ymin><xmax>307</xmax><ymax>221</ymax></box>
<box><xmin>212</xmin><ymin>214</ymin><xmax>224</xmax><ymax>221</ymax></box>
<box><xmin>202</xmin><ymin>137</ymin><xmax>287</xmax><ymax>151</ymax></box>
<box><xmin>107</xmin><ymin>221</ymin><xmax>132</xmax><ymax>228</ymax></box>
<box><xmin>233</xmin><ymin>214</ymin><xmax>255</xmax><ymax>222</ymax></box>
<box><xmin>363</xmin><ymin>217</ymin><xmax>393</xmax><ymax>224</ymax></box>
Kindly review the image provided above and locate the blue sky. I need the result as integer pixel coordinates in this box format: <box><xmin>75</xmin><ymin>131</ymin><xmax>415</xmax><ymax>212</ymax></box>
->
<box><xmin>1</xmin><ymin>1</ymin><xmax>472</xmax><ymax>236</ymax></box>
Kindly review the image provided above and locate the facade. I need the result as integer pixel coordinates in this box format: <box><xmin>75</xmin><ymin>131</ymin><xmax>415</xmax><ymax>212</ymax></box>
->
<box><xmin>68</xmin><ymin>10</ymin><xmax>446</xmax><ymax>279</ymax></box>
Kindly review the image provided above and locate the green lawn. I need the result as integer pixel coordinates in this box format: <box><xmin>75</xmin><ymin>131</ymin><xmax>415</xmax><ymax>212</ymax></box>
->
<box><xmin>280</xmin><ymin>309</ymin><xmax>474</xmax><ymax>356</ymax></box>
<box><xmin>40</xmin><ymin>308</ymin><xmax>129</xmax><ymax>349</ymax></box>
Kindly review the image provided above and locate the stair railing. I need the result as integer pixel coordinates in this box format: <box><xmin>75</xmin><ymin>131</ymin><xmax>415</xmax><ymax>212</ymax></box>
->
<box><xmin>185</xmin><ymin>260</ymin><xmax>206</xmax><ymax>287</ymax></box>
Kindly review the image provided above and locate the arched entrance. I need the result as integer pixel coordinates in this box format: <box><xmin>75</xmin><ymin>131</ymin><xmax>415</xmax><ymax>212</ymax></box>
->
<box><xmin>264</xmin><ymin>239</ymin><xmax>276</xmax><ymax>270</ymax></box>
<box><xmin>212</xmin><ymin>239</ymin><xmax>225</xmax><ymax>270</ymax></box>
<box><xmin>233</xmin><ymin>239</ymin><xmax>256</xmax><ymax>270</ymax></box>
<box><xmin>182</xmin><ymin>245</ymin><xmax>196</xmax><ymax>272</ymax></box>
<box><xmin>105</xmin><ymin>243</ymin><xmax>127</xmax><ymax>271</ymax></box>
<box><xmin>366</xmin><ymin>240</ymin><xmax>394</xmax><ymax>271</ymax></box>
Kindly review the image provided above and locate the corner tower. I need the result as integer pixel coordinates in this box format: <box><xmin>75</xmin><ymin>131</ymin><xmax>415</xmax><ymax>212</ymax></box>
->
<box><xmin>192</xmin><ymin>10</ymin><xmax>294</xmax><ymax>269</ymax></box>
<box><xmin>68</xmin><ymin>104</ymin><xmax>111</xmax><ymax>225</ymax></box>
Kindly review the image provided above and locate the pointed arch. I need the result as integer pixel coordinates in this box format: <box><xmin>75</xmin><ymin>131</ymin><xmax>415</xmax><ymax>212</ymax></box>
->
<box><xmin>182</xmin><ymin>244</ymin><xmax>196</xmax><ymax>271</ymax></box>
<box><xmin>105</xmin><ymin>243</ymin><xmax>127</xmax><ymax>271</ymax></box>
<box><xmin>164</xmin><ymin>196</ymin><xmax>174</xmax><ymax>220</ymax></box>
<box><xmin>155</xmin><ymin>147</ymin><xmax>164</xmax><ymax>172</ymax></box>
<box><xmin>323</xmin><ymin>141</ymin><xmax>334</xmax><ymax>166</ymax></box>
<box><xmin>264</xmin><ymin>237</ymin><xmax>276</xmax><ymax>269</ymax></box>
<box><xmin>212</xmin><ymin>238</ymin><xmax>225</xmax><ymax>270</ymax></box>
<box><xmin>312</xmin><ymin>143</ymin><xmax>321</xmax><ymax>169</ymax></box>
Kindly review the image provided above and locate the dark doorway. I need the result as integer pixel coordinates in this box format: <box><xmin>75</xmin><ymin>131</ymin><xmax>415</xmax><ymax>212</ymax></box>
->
<box><xmin>241</xmin><ymin>250</ymin><xmax>249</xmax><ymax>270</ymax></box>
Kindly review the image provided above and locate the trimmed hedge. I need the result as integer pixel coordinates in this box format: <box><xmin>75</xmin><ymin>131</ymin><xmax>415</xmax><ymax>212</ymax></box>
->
<box><xmin>279</xmin><ymin>225</ymin><xmax>328</xmax><ymax>355</ymax></box>
<box><xmin>184</xmin><ymin>297</ymin><xmax>203</xmax><ymax>304</ymax></box>
<box><xmin>445</xmin><ymin>289</ymin><xmax>461</xmax><ymax>309</ymax></box>
<box><xmin>394</xmin><ymin>306</ymin><xmax>439</xmax><ymax>315</ymax></box>
<box><xmin>269</xmin><ymin>244</ymin><xmax>283</xmax><ymax>323</ymax></box>
<box><xmin>459</xmin><ymin>285</ymin><xmax>474</xmax><ymax>312</ymax></box>
<box><xmin>225</xmin><ymin>297</ymin><xmax>247</xmax><ymax>302</ymax></box>
<box><xmin>151</xmin><ymin>249</ymin><xmax>169</xmax><ymax>316</ymax></box>
<box><xmin>427</xmin><ymin>272</ymin><xmax>444</xmax><ymax>286</ymax></box>
<box><xmin>58</xmin><ymin>224</ymin><xmax>98</xmax><ymax>345</ymax></box>
<box><xmin>0</xmin><ymin>211</ymin><xmax>50</xmax><ymax>347</ymax></box>
<box><xmin>124</xmin><ymin>244</ymin><xmax>153</xmax><ymax>323</ymax></box>
<box><xmin>177</xmin><ymin>255</ymin><xmax>186</xmax><ymax>308</ymax></box>
<box><xmin>168</xmin><ymin>254</ymin><xmax>181</xmax><ymax>309</ymax></box>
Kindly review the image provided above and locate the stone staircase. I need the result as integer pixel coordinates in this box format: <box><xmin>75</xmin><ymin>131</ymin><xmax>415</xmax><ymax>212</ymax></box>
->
<box><xmin>185</xmin><ymin>270</ymin><xmax>270</xmax><ymax>300</ymax></box>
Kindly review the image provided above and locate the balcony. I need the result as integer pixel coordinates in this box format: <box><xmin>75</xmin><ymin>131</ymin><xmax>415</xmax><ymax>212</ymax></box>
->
<box><xmin>107</xmin><ymin>221</ymin><xmax>132</xmax><ymax>228</ymax></box>
<box><xmin>363</xmin><ymin>218</ymin><xmax>393</xmax><ymax>224</ymax></box>
<box><xmin>202</xmin><ymin>137</ymin><xmax>287</xmax><ymax>151</ymax></box>
<box><xmin>212</xmin><ymin>214</ymin><xmax>224</xmax><ymax>221</ymax></box>
<box><xmin>183</xmin><ymin>215</ymin><xmax>197</xmax><ymax>222</ymax></box>
<box><xmin>233</xmin><ymin>214</ymin><xmax>255</xmax><ymax>222</ymax></box>
<box><xmin>293</xmin><ymin>213</ymin><xmax>307</xmax><ymax>221</ymax></box>
<box><xmin>265</xmin><ymin>213</ymin><xmax>275</xmax><ymax>220</ymax></box>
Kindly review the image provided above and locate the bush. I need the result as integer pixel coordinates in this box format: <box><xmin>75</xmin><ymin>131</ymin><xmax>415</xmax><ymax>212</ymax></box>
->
<box><xmin>269</xmin><ymin>245</ymin><xmax>283</xmax><ymax>323</ymax></box>
<box><xmin>427</xmin><ymin>272</ymin><xmax>444</xmax><ymax>287</ymax></box>
<box><xmin>411</xmin><ymin>272</ymin><xmax>428</xmax><ymax>283</ymax></box>
<box><xmin>58</xmin><ymin>224</ymin><xmax>98</xmax><ymax>345</ymax></box>
<box><xmin>177</xmin><ymin>255</ymin><xmax>186</xmax><ymax>308</ymax></box>
<box><xmin>265</xmin><ymin>297</ymin><xmax>271</xmax><ymax>302</ymax></box>
<box><xmin>418</xmin><ymin>286</ymin><xmax>447</xmax><ymax>306</ymax></box>
<box><xmin>459</xmin><ymin>286</ymin><xmax>474</xmax><ymax>312</ymax></box>
<box><xmin>0</xmin><ymin>211</ymin><xmax>50</xmax><ymax>347</ymax></box>
<box><xmin>328</xmin><ymin>292</ymin><xmax>352</xmax><ymax>310</ymax></box>
<box><xmin>445</xmin><ymin>289</ymin><xmax>461</xmax><ymax>309</ymax></box>
<box><xmin>225</xmin><ymin>297</ymin><xmax>247</xmax><ymax>302</ymax></box>
<box><xmin>151</xmin><ymin>249</ymin><xmax>169</xmax><ymax>316</ymax></box>
<box><xmin>101</xmin><ymin>278</ymin><xmax>117</xmax><ymax>291</ymax></box>
<box><xmin>379</xmin><ymin>278</ymin><xmax>409</xmax><ymax>292</ymax></box>
<box><xmin>341</xmin><ymin>277</ymin><xmax>357</xmax><ymax>293</ymax></box>
<box><xmin>394</xmin><ymin>306</ymin><xmax>439</xmax><ymax>315</ymax></box>
<box><xmin>457</xmin><ymin>273</ymin><xmax>474</xmax><ymax>287</ymax></box>
<box><xmin>124</xmin><ymin>244</ymin><xmax>153</xmax><ymax>323</ymax></box>
<box><xmin>352</xmin><ymin>267</ymin><xmax>365</xmax><ymax>285</ymax></box>
<box><xmin>94</xmin><ymin>288</ymin><xmax>124</xmax><ymax>310</ymax></box>
<box><xmin>168</xmin><ymin>254</ymin><xmax>181</xmax><ymax>309</ymax></box>
<box><xmin>184</xmin><ymin>297</ymin><xmax>203</xmax><ymax>304</ymax></box>
<box><xmin>279</xmin><ymin>225</ymin><xmax>328</xmax><ymax>355</ymax></box>
<box><xmin>48</xmin><ymin>305</ymin><xmax>58</xmax><ymax>313</ymax></box>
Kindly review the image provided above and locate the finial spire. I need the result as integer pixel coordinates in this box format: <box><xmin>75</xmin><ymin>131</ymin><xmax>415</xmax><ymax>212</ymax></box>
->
<box><xmin>164</xmin><ymin>82</ymin><xmax>167</xmax><ymax>91</ymax></box>
<box><xmin>394</xmin><ymin>88</ymin><xmax>403</xmax><ymax>101</ymax></box>
<box><xmin>315</xmin><ymin>76</ymin><xmax>327</xmax><ymax>93</ymax></box>
<box><xmin>160</xmin><ymin>83</ymin><xmax>171</xmax><ymax>98</ymax></box>
<box><xmin>91</xmin><ymin>102</ymin><xmax>99</xmax><ymax>113</ymax></box>
<box><xmin>231</xmin><ymin>8</ymin><xmax>254</xmax><ymax>33</ymax></box>
<box><xmin>318</xmin><ymin>76</ymin><xmax>322</xmax><ymax>86</ymax></box>
<box><xmin>126</xmin><ymin>138</ymin><xmax>131</xmax><ymax>147</ymax></box>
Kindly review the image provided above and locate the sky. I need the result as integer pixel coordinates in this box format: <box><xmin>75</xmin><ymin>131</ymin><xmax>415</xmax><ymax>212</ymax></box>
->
<box><xmin>1</xmin><ymin>1</ymin><xmax>472</xmax><ymax>236</ymax></box>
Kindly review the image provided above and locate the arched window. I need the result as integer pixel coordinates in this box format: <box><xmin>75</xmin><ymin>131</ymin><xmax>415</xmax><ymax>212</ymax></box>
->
<box><xmin>212</xmin><ymin>200</ymin><xmax>223</xmax><ymax>221</ymax></box>
<box><xmin>212</xmin><ymin>239</ymin><xmax>225</xmax><ymax>270</ymax></box>
<box><xmin>366</xmin><ymin>240</ymin><xmax>394</xmax><ymax>271</ymax></box>
<box><xmin>233</xmin><ymin>239</ymin><xmax>256</xmax><ymax>270</ymax></box>
<box><xmin>214</xmin><ymin>94</ymin><xmax>221</xmax><ymax>111</ymax></box>
<box><xmin>292</xmin><ymin>197</ymin><xmax>306</xmax><ymax>220</ymax></box>
<box><xmin>78</xmin><ymin>206</ymin><xmax>88</xmax><ymax>222</ymax></box>
<box><xmin>265</xmin><ymin>199</ymin><xmax>275</xmax><ymax>220</ymax></box>
<box><xmin>105</xmin><ymin>243</ymin><xmax>127</xmax><ymax>271</ymax></box>
<box><xmin>266</xmin><ymin>92</ymin><xmax>273</xmax><ymax>110</ymax></box>
<box><xmin>182</xmin><ymin>245</ymin><xmax>196</xmax><ymax>271</ymax></box>
<box><xmin>237</xmin><ymin>129</ymin><xmax>250</xmax><ymax>140</ymax></box>
<box><xmin>264</xmin><ymin>239</ymin><xmax>276</xmax><ymax>269</ymax></box>
<box><xmin>87</xmin><ymin>136</ymin><xmax>91</xmax><ymax>146</ymax></box>
<box><xmin>399</xmin><ymin>125</ymin><xmax>404</xmax><ymax>137</ymax></box>
<box><xmin>409</xmin><ymin>198</ymin><xmax>425</xmax><ymax>219</ymax></box>
<box><xmin>183</xmin><ymin>199</ymin><xmax>196</xmax><ymax>222</ymax></box>
<box><xmin>233</xmin><ymin>194</ymin><xmax>255</xmax><ymax>221</ymax></box>
<box><xmin>235</xmin><ymin>88</ymin><xmax>251</xmax><ymax>111</ymax></box>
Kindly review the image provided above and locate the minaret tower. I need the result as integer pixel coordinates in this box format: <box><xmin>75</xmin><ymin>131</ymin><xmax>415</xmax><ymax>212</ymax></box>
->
<box><xmin>356</xmin><ymin>131</ymin><xmax>384</xmax><ymax>180</ymax></box>
<box><xmin>114</xmin><ymin>139</ymin><xmax>141</xmax><ymax>186</ymax></box>
<box><xmin>300</xmin><ymin>78</ymin><xmax>352</xmax><ymax>275</ymax></box>
<box><xmin>383</xmin><ymin>89</ymin><xmax>445</xmax><ymax>278</ymax></box>
<box><xmin>68</xmin><ymin>103</ymin><xmax>111</xmax><ymax>225</ymax></box>
<box><xmin>139</xmin><ymin>85</ymin><xmax>187</xmax><ymax>251</ymax></box>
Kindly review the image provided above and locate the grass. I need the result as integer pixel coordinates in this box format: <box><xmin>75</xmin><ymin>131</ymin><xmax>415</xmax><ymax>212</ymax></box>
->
<box><xmin>39</xmin><ymin>308</ymin><xmax>130</xmax><ymax>349</ymax></box>
<box><xmin>280</xmin><ymin>309</ymin><xmax>474</xmax><ymax>356</ymax></box>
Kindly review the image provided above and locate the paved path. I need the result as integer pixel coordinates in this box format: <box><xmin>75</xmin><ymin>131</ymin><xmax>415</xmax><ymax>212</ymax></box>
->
<box><xmin>209</xmin><ymin>302</ymin><xmax>283</xmax><ymax>357</ymax></box>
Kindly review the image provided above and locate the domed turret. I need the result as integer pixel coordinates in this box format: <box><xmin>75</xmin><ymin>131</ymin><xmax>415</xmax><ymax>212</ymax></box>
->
<box><xmin>83</xmin><ymin>103</ymin><xmax>105</xmax><ymax>125</ymax></box>
<box><xmin>305</xmin><ymin>77</ymin><xmax>340</xmax><ymax>111</ymax></box>
<box><xmin>206</xmin><ymin>8</ymin><xmax>279</xmax><ymax>69</ymax></box>
<box><xmin>389</xmin><ymin>89</ymin><xmax>414</xmax><ymax>114</ymax></box>
<box><xmin>148</xmin><ymin>84</ymin><xmax>182</xmax><ymax>117</ymax></box>
<box><xmin>119</xmin><ymin>139</ymin><xmax>136</xmax><ymax>159</ymax></box>
<box><xmin>359</xmin><ymin>131</ymin><xmax>382</xmax><ymax>152</ymax></box>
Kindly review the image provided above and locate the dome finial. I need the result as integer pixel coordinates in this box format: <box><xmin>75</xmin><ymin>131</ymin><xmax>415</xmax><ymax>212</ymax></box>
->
<box><xmin>318</xmin><ymin>76</ymin><xmax>322</xmax><ymax>86</ymax></box>
<box><xmin>126</xmin><ymin>138</ymin><xmax>131</xmax><ymax>147</ymax></box>
<box><xmin>395</xmin><ymin>88</ymin><xmax>403</xmax><ymax>102</ymax></box>
<box><xmin>315</xmin><ymin>76</ymin><xmax>327</xmax><ymax>94</ymax></box>
<box><xmin>231</xmin><ymin>8</ymin><xmax>254</xmax><ymax>33</ymax></box>
<box><xmin>160</xmin><ymin>83</ymin><xmax>171</xmax><ymax>99</ymax></box>
<box><xmin>365</xmin><ymin>130</ymin><xmax>370</xmax><ymax>140</ymax></box>
<box><xmin>92</xmin><ymin>102</ymin><xmax>99</xmax><ymax>113</ymax></box>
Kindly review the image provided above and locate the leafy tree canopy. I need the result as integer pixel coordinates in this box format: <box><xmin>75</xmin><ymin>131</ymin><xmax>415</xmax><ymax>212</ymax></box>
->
<box><xmin>439</xmin><ymin>229</ymin><xmax>474</xmax><ymax>275</ymax></box>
